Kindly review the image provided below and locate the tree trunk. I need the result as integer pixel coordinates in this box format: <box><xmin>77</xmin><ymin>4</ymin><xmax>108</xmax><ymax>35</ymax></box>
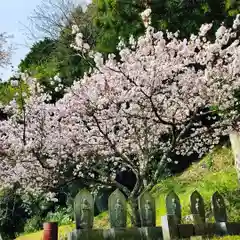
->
<box><xmin>127</xmin><ymin>172</ymin><xmax>145</xmax><ymax>227</ymax></box>
<box><xmin>229</xmin><ymin>131</ymin><xmax>240</xmax><ymax>185</ymax></box>
<box><xmin>129</xmin><ymin>197</ymin><xmax>141</xmax><ymax>227</ymax></box>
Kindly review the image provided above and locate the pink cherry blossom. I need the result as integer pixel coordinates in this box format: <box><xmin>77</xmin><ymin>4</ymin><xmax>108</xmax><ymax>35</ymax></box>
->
<box><xmin>0</xmin><ymin>16</ymin><xmax>239</xmax><ymax>201</ymax></box>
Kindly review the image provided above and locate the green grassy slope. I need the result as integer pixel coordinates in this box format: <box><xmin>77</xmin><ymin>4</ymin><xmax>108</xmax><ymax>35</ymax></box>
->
<box><xmin>16</xmin><ymin>147</ymin><xmax>240</xmax><ymax>239</ymax></box>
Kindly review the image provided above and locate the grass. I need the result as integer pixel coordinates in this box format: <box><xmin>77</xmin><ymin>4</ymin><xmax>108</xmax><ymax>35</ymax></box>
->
<box><xmin>152</xmin><ymin>146</ymin><xmax>240</xmax><ymax>225</ymax></box>
<box><xmin>15</xmin><ymin>224</ymin><xmax>75</xmax><ymax>240</ymax></box>
<box><xmin>16</xmin><ymin>146</ymin><xmax>240</xmax><ymax>239</ymax></box>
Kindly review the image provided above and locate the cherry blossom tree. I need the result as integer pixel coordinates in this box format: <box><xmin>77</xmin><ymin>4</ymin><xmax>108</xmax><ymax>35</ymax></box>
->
<box><xmin>0</xmin><ymin>12</ymin><xmax>240</xmax><ymax>225</ymax></box>
<box><xmin>64</xmin><ymin>12</ymin><xmax>240</xmax><ymax>192</ymax></box>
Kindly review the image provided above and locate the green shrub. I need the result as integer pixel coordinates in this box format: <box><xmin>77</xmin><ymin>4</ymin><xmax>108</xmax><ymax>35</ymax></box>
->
<box><xmin>44</xmin><ymin>206</ymin><xmax>73</xmax><ymax>225</ymax></box>
<box><xmin>0</xmin><ymin>188</ymin><xmax>29</xmax><ymax>239</ymax></box>
<box><xmin>24</xmin><ymin>215</ymin><xmax>42</xmax><ymax>233</ymax></box>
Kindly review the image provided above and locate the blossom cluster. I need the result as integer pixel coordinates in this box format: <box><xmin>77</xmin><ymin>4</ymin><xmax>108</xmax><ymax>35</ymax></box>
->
<box><xmin>0</xmin><ymin>15</ymin><xmax>240</xmax><ymax>200</ymax></box>
<box><xmin>140</xmin><ymin>8</ymin><xmax>152</xmax><ymax>28</ymax></box>
<box><xmin>70</xmin><ymin>25</ymin><xmax>90</xmax><ymax>53</ymax></box>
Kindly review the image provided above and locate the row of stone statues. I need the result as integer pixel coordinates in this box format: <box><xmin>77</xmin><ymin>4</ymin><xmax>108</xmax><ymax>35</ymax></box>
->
<box><xmin>75</xmin><ymin>189</ymin><xmax>227</xmax><ymax>229</ymax></box>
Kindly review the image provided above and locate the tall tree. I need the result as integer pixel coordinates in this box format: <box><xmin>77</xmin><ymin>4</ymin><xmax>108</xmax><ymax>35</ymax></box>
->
<box><xmin>92</xmin><ymin>0</ymin><xmax>145</xmax><ymax>53</ymax></box>
<box><xmin>26</xmin><ymin>0</ymin><xmax>89</xmax><ymax>40</ymax></box>
<box><xmin>20</xmin><ymin>4</ymin><xmax>98</xmax><ymax>102</ymax></box>
<box><xmin>92</xmin><ymin>0</ymin><xmax>239</xmax><ymax>54</ymax></box>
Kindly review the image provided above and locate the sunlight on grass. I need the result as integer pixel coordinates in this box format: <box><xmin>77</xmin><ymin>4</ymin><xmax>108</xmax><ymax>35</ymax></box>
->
<box><xmin>16</xmin><ymin>224</ymin><xmax>75</xmax><ymax>240</ymax></box>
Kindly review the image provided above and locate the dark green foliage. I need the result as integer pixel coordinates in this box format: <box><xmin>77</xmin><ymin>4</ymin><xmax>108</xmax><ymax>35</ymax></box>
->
<box><xmin>0</xmin><ymin>188</ymin><xmax>29</xmax><ymax>240</ymax></box>
<box><xmin>53</xmin><ymin>27</ymin><xmax>93</xmax><ymax>81</ymax></box>
<box><xmin>19</xmin><ymin>38</ymin><xmax>57</xmax><ymax>71</ymax></box>
<box><xmin>23</xmin><ymin>216</ymin><xmax>42</xmax><ymax>234</ymax></box>
<box><xmin>93</xmin><ymin>0</ymin><xmax>239</xmax><ymax>53</ymax></box>
<box><xmin>44</xmin><ymin>206</ymin><xmax>73</xmax><ymax>225</ymax></box>
<box><xmin>93</xmin><ymin>0</ymin><xmax>145</xmax><ymax>53</ymax></box>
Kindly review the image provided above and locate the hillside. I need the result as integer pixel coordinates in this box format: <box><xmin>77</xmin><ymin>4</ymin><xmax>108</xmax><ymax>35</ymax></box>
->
<box><xmin>16</xmin><ymin>146</ymin><xmax>240</xmax><ymax>240</ymax></box>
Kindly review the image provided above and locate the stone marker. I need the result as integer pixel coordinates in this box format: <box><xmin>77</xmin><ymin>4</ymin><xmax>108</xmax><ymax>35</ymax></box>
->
<box><xmin>74</xmin><ymin>188</ymin><xmax>94</xmax><ymax>229</ymax></box>
<box><xmin>166</xmin><ymin>191</ymin><xmax>181</xmax><ymax>224</ymax></box>
<box><xmin>211</xmin><ymin>191</ymin><xmax>227</xmax><ymax>222</ymax></box>
<box><xmin>190</xmin><ymin>190</ymin><xmax>205</xmax><ymax>223</ymax></box>
<box><xmin>108</xmin><ymin>189</ymin><xmax>127</xmax><ymax>228</ymax></box>
<box><xmin>138</xmin><ymin>190</ymin><xmax>156</xmax><ymax>227</ymax></box>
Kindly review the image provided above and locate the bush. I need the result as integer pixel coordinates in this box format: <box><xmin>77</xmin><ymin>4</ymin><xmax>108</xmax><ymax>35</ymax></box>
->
<box><xmin>0</xmin><ymin>188</ymin><xmax>29</xmax><ymax>239</ymax></box>
<box><xmin>44</xmin><ymin>206</ymin><xmax>73</xmax><ymax>225</ymax></box>
<box><xmin>23</xmin><ymin>215</ymin><xmax>42</xmax><ymax>233</ymax></box>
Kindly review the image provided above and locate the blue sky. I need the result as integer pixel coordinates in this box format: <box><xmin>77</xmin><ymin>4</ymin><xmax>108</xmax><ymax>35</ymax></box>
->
<box><xmin>0</xmin><ymin>0</ymin><xmax>43</xmax><ymax>81</ymax></box>
<box><xmin>0</xmin><ymin>0</ymin><xmax>91</xmax><ymax>81</ymax></box>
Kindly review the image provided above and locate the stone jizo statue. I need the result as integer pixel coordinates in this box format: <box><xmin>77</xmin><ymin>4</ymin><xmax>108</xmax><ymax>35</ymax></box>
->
<box><xmin>144</xmin><ymin>199</ymin><xmax>153</xmax><ymax>226</ymax></box>
<box><xmin>80</xmin><ymin>198</ymin><xmax>91</xmax><ymax>227</ymax></box>
<box><xmin>115</xmin><ymin>198</ymin><xmax>124</xmax><ymax>227</ymax></box>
